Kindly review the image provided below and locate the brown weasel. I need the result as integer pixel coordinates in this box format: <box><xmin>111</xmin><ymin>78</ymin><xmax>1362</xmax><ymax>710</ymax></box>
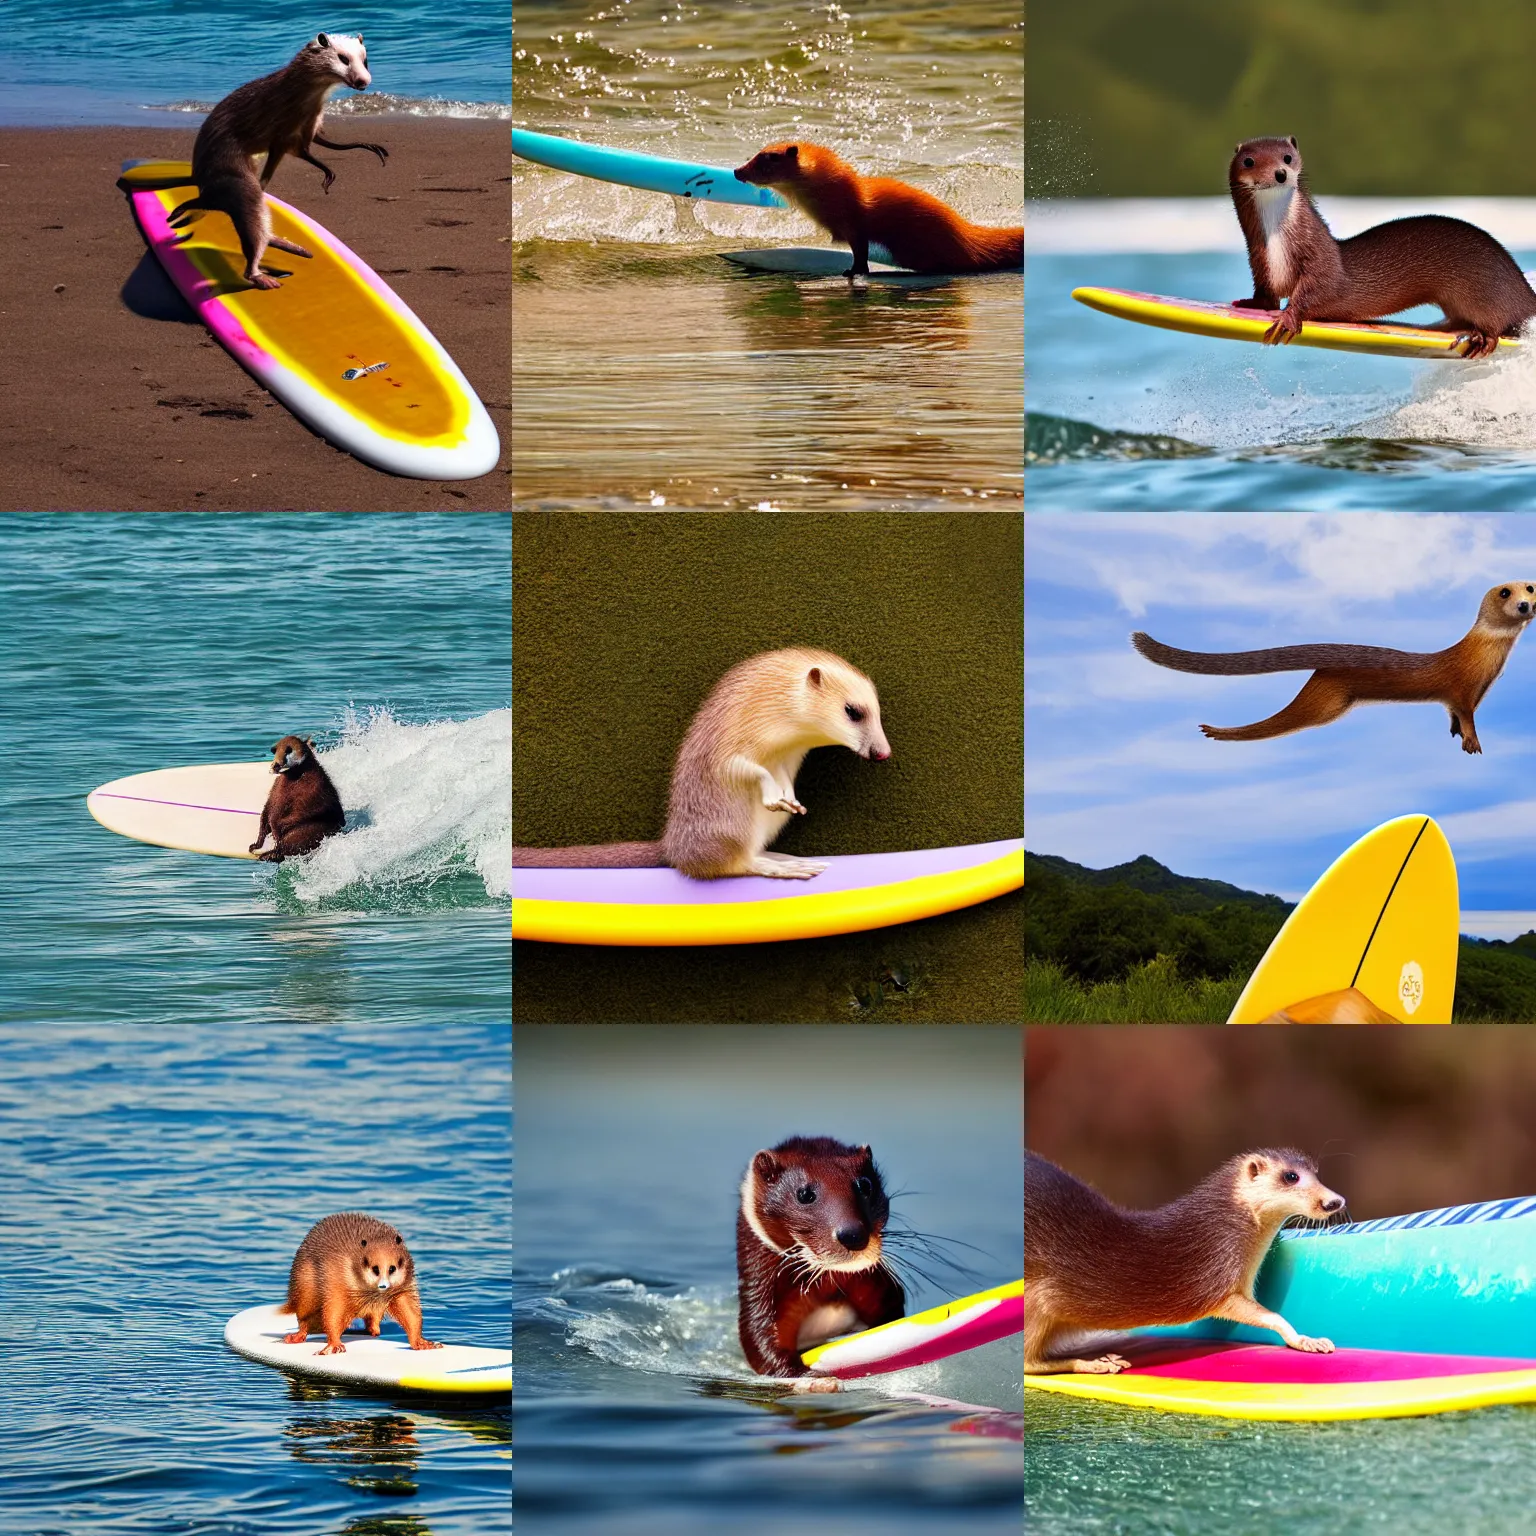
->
<box><xmin>168</xmin><ymin>34</ymin><xmax>388</xmax><ymax>290</ymax></box>
<box><xmin>1261</xmin><ymin>987</ymin><xmax>1401</xmax><ymax>1025</ymax></box>
<box><xmin>251</xmin><ymin>735</ymin><xmax>345</xmax><ymax>861</ymax></box>
<box><xmin>734</xmin><ymin>142</ymin><xmax>1022</xmax><ymax>277</ymax></box>
<box><xmin>1229</xmin><ymin>136</ymin><xmax>1536</xmax><ymax>358</ymax></box>
<box><xmin>511</xmin><ymin>648</ymin><xmax>891</xmax><ymax>879</ymax></box>
<box><xmin>737</xmin><ymin>1136</ymin><xmax>905</xmax><ymax>1388</ymax></box>
<box><xmin>1025</xmin><ymin>1149</ymin><xmax>1344</xmax><ymax>1375</ymax></box>
<box><xmin>1132</xmin><ymin>582</ymin><xmax>1536</xmax><ymax>754</ymax></box>
<box><xmin>283</xmin><ymin>1212</ymin><xmax>443</xmax><ymax>1356</ymax></box>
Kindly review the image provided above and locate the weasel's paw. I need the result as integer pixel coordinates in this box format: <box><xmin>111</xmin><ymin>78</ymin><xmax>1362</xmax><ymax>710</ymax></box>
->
<box><xmin>281</xmin><ymin>1330</ymin><xmax>308</xmax><ymax>1344</ymax></box>
<box><xmin>316</xmin><ymin>1342</ymin><xmax>347</xmax><ymax>1356</ymax></box>
<box><xmin>1291</xmin><ymin>1335</ymin><xmax>1335</xmax><ymax>1354</ymax></box>
<box><xmin>411</xmin><ymin>1339</ymin><xmax>444</xmax><ymax>1351</ymax></box>
<box><xmin>1462</xmin><ymin>737</ymin><xmax>1483</xmax><ymax>755</ymax></box>
<box><xmin>761</xmin><ymin>858</ymin><xmax>828</xmax><ymax>880</ymax></box>
<box><xmin>791</xmin><ymin>1376</ymin><xmax>841</xmax><ymax>1393</ymax></box>
<box><xmin>247</xmin><ymin>272</ymin><xmax>283</xmax><ymax>291</ymax></box>
<box><xmin>1079</xmin><ymin>1354</ymin><xmax>1130</xmax><ymax>1374</ymax></box>
<box><xmin>764</xmin><ymin>795</ymin><xmax>807</xmax><ymax>815</ymax></box>
<box><xmin>1263</xmin><ymin>311</ymin><xmax>1301</xmax><ymax>345</ymax></box>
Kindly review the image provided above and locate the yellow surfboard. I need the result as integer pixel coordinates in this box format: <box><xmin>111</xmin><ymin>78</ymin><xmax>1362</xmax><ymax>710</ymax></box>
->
<box><xmin>1073</xmin><ymin>287</ymin><xmax>1521</xmax><ymax>361</ymax></box>
<box><xmin>1227</xmin><ymin>816</ymin><xmax>1458</xmax><ymax>1024</ymax></box>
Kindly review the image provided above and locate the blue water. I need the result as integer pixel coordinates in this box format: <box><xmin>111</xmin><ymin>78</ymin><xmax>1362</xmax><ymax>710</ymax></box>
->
<box><xmin>514</xmin><ymin>1025</ymin><xmax>1024</xmax><ymax>1535</ymax></box>
<box><xmin>0</xmin><ymin>0</ymin><xmax>510</xmax><ymax>125</ymax></box>
<box><xmin>0</xmin><ymin>513</ymin><xmax>511</xmax><ymax>1534</ymax></box>
<box><xmin>1027</xmin><ymin>251</ymin><xmax>1536</xmax><ymax>509</ymax></box>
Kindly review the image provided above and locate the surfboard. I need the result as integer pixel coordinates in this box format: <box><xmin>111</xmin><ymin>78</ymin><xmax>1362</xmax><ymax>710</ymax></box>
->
<box><xmin>511</xmin><ymin>837</ymin><xmax>1023</xmax><ymax>945</ymax></box>
<box><xmin>1023</xmin><ymin>1337</ymin><xmax>1536</xmax><ymax>1422</ymax></box>
<box><xmin>1227</xmin><ymin>815</ymin><xmax>1458</xmax><ymax>1024</ymax></box>
<box><xmin>1073</xmin><ymin>286</ymin><xmax>1522</xmax><ymax>360</ymax></box>
<box><xmin>720</xmin><ymin>248</ymin><xmax>1016</xmax><ymax>284</ymax></box>
<box><xmin>119</xmin><ymin>161</ymin><xmax>500</xmax><ymax>480</ymax></box>
<box><xmin>802</xmin><ymin>1280</ymin><xmax>1022</xmax><ymax>1380</ymax></box>
<box><xmin>512</xmin><ymin>128</ymin><xmax>789</xmax><ymax>207</ymax></box>
<box><xmin>226</xmin><ymin>1304</ymin><xmax>511</xmax><ymax>1395</ymax></box>
<box><xmin>88</xmin><ymin>762</ymin><xmax>276</xmax><ymax>859</ymax></box>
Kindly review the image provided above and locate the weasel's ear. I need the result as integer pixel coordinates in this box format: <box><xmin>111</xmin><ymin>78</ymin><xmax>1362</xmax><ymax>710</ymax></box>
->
<box><xmin>306</xmin><ymin>737</ymin><xmax>316</xmax><ymax>749</ymax></box>
<box><xmin>753</xmin><ymin>1151</ymin><xmax>781</xmax><ymax>1181</ymax></box>
<box><xmin>1246</xmin><ymin>1158</ymin><xmax>1263</xmax><ymax>1181</ymax></box>
<box><xmin>272</xmin><ymin>742</ymin><xmax>282</xmax><ymax>754</ymax></box>
<box><xmin>786</xmin><ymin>144</ymin><xmax>798</xmax><ymax>161</ymax></box>
<box><xmin>316</xmin><ymin>33</ymin><xmax>330</xmax><ymax>48</ymax></box>
<box><xmin>1289</xmin><ymin>135</ymin><xmax>1298</xmax><ymax>148</ymax></box>
<box><xmin>807</xmin><ymin>666</ymin><xmax>823</xmax><ymax>688</ymax></box>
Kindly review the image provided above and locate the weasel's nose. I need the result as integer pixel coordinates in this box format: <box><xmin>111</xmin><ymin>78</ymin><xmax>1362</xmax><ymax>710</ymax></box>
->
<box><xmin>1321</xmin><ymin>1196</ymin><xmax>1343</xmax><ymax>1213</ymax></box>
<box><xmin>868</xmin><ymin>746</ymin><xmax>890</xmax><ymax>762</ymax></box>
<box><xmin>1275</xmin><ymin>168</ymin><xmax>1288</xmax><ymax>183</ymax></box>
<box><xmin>1520</xmin><ymin>602</ymin><xmax>1530</xmax><ymax>614</ymax></box>
<box><xmin>733</xmin><ymin>166</ymin><xmax>749</xmax><ymax>181</ymax></box>
<box><xmin>835</xmin><ymin>1222</ymin><xmax>869</xmax><ymax>1251</ymax></box>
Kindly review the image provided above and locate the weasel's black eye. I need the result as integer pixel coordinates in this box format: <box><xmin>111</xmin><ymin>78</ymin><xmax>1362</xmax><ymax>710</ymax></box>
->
<box><xmin>388</xmin><ymin>1265</ymin><xmax>396</xmax><ymax>1274</ymax></box>
<box><xmin>1281</xmin><ymin>1170</ymin><xmax>1300</xmax><ymax>1185</ymax></box>
<box><xmin>796</xmin><ymin>1186</ymin><xmax>817</xmax><ymax>1204</ymax></box>
<box><xmin>845</xmin><ymin>704</ymin><xmax>865</xmax><ymax>722</ymax></box>
<box><xmin>1283</xmin><ymin>154</ymin><xmax>1293</xmax><ymax>164</ymax></box>
<box><xmin>1501</xmin><ymin>588</ymin><xmax>1512</xmax><ymax>598</ymax></box>
<box><xmin>855</xmin><ymin>1176</ymin><xmax>873</xmax><ymax>1196</ymax></box>
<box><xmin>1243</xmin><ymin>157</ymin><xmax>1254</xmax><ymax>168</ymax></box>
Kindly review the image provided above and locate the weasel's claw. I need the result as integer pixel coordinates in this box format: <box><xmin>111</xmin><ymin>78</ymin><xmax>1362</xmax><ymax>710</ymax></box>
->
<box><xmin>1082</xmin><ymin>1354</ymin><xmax>1129</xmax><ymax>1374</ymax></box>
<box><xmin>1292</xmin><ymin>1335</ymin><xmax>1335</xmax><ymax>1354</ymax></box>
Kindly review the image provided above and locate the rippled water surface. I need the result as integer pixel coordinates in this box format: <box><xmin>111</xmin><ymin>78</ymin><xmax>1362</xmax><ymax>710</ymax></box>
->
<box><xmin>512</xmin><ymin>2</ymin><xmax>1023</xmax><ymax>509</ymax></box>
<box><xmin>515</xmin><ymin>1025</ymin><xmax>1024</xmax><ymax>1535</ymax></box>
<box><xmin>1027</xmin><ymin>250</ymin><xmax>1536</xmax><ymax>510</ymax></box>
<box><xmin>1</xmin><ymin>513</ymin><xmax>511</xmax><ymax>1534</ymax></box>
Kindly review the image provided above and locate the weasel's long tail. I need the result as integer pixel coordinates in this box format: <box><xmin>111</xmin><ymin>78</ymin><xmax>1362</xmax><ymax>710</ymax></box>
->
<box><xmin>1132</xmin><ymin>632</ymin><xmax>1422</xmax><ymax>676</ymax></box>
<box><xmin>512</xmin><ymin>841</ymin><xmax>665</xmax><ymax>868</ymax></box>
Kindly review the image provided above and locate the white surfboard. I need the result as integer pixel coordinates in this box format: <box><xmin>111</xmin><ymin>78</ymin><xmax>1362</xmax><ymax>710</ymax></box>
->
<box><xmin>87</xmin><ymin>762</ymin><xmax>273</xmax><ymax>859</ymax></box>
<box><xmin>225</xmin><ymin>1304</ymin><xmax>511</xmax><ymax>1395</ymax></box>
<box><xmin>721</xmin><ymin>247</ymin><xmax>1016</xmax><ymax>285</ymax></box>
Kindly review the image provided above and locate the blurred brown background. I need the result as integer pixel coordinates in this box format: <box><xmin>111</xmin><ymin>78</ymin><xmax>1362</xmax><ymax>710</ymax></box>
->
<box><xmin>1026</xmin><ymin>1027</ymin><xmax>1536</xmax><ymax>1218</ymax></box>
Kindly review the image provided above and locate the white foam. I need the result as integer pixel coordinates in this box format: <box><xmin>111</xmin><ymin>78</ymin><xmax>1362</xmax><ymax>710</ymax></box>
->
<box><xmin>285</xmin><ymin>707</ymin><xmax>510</xmax><ymax>903</ymax></box>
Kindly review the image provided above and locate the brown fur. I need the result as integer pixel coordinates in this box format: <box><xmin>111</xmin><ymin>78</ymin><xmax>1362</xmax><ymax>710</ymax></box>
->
<box><xmin>1133</xmin><ymin>582</ymin><xmax>1535</xmax><ymax>754</ymax></box>
<box><xmin>511</xmin><ymin>647</ymin><xmax>891</xmax><ymax>879</ymax></box>
<box><xmin>167</xmin><ymin>34</ymin><xmax>388</xmax><ymax>289</ymax></box>
<box><xmin>736</xmin><ymin>1137</ymin><xmax>905</xmax><ymax>1382</ymax></box>
<box><xmin>283</xmin><ymin>1212</ymin><xmax>441</xmax><ymax>1355</ymax></box>
<box><xmin>734</xmin><ymin>142</ymin><xmax>1022</xmax><ymax>277</ymax></box>
<box><xmin>1024</xmin><ymin>1149</ymin><xmax>1344</xmax><ymax>1375</ymax></box>
<box><xmin>1230</xmin><ymin>136</ymin><xmax>1536</xmax><ymax>358</ymax></box>
<box><xmin>251</xmin><ymin>734</ymin><xmax>345</xmax><ymax>861</ymax></box>
<box><xmin>1261</xmin><ymin>987</ymin><xmax>1402</xmax><ymax>1024</ymax></box>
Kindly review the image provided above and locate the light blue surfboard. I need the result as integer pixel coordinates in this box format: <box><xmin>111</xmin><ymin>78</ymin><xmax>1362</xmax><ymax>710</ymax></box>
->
<box><xmin>512</xmin><ymin>129</ymin><xmax>789</xmax><ymax>208</ymax></box>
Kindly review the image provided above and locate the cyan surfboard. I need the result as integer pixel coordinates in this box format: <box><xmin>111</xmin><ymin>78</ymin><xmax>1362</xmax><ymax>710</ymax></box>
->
<box><xmin>512</xmin><ymin>129</ymin><xmax>788</xmax><ymax>207</ymax></box>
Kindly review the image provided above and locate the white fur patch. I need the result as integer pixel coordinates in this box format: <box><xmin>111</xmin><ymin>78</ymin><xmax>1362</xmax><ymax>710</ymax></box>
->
<box><xmin>797</xmin><ymin>1303</ymin><xmax>860</xmax><ymax>1349</ymax></box>
<box><xmin>740</xmin><ymin>1169</ymin><xmax>787</xmax><ymax>1254</ymax></box>
<box><xmin>1255</xmin><ymin>182</ymin><xmax>1297</xmax><ymax>293</ymax></box>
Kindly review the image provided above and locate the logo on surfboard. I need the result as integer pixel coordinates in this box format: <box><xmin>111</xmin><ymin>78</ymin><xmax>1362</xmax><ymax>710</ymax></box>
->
<box><xmin>1398</xmin><ymin>960</ymin><xmax>1425</xmax><ymax>1016</ymax></box>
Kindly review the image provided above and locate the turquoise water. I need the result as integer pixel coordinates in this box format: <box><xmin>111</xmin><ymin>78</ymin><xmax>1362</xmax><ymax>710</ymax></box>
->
<box><xmin>0</xmin><ymin>513</ymin><xmax>511</xmax><ymax>1533</ymax></box>
<box><xmin>0</xmin><ymin>0</ymin><xmax>510</xmax><ymax>125</ymax></box>
<box><xmin>515</xmin><ymin>1025</ymin><xmax>1024</xmax><ymax>1534</ymax></box>
<box><xmin>1027</xmin><ymin>251</ymin><xmax>1536</xmax><ymax>509</ymax></box>
<box><xmin>1027</xmin><ymin>1391</ymin><xmax>1536</xmax><ymax>1534</ymax></box>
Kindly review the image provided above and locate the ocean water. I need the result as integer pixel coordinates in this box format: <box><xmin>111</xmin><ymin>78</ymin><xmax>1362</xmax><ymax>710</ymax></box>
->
<box><xmin>0</xmin><ymin>513</ymin><xmax>511</xmax><ymax>1532</ymax></box>
<box><xmin>512</xmin><ymin>1</ymin><xmax>1023</xmax><ymax>509</ymax></box>
<box><xmin>1027</xmin><ymin>249</ymin><xmax>1536</xmax><ymax>510</ymax></box>
<box><xmin>0</xmin><ymin>0</ymin><xmax>511</xmax><ymax>125</ymax></box>
<box><xmin>515</xmin><ymin>1025</ymin><xmax>1024</xmax><ymax>1535</ymax></box>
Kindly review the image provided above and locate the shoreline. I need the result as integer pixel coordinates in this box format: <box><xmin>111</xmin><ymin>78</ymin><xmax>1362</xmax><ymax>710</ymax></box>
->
<box><xmin>0</xmin><ymin>119</ymin><xmax>510</xmax><ymax>511</ymax></box>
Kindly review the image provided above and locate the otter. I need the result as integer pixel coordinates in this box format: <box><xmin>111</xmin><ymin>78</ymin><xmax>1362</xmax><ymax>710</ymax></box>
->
<box><xmin>511</xmin><ymin>648</ymin><xmax>891</xmax><ymax>879</ymax></box>
<box><xmin>168</xmin><ymin>34</ymin><xmax>388</xmax><ymax>290</ymax></box>
<box><xmin>734</xmin><ymin>142</ymin><xmax>1022</xmax><ymax>278</ymax></box>
<box><xmin>283</xmin><ymin>1212</ymin><xmax>442</xmax><ymax>1356</ymax></box>
<box><xmin>737</xmin><ymin>1136</ymin><xmax>905</xmax><ymax>1390</ymax></box>
<box><xmin>251</xmin><ymin>734</ymin><xmax>345</xmax><ymax>860</ymax></box>
<box><xmin>1132</xmin><ymin>582</ymin><xmax>1536</xmax><ymax>754</ymax></box>
<box><xmin>1229</xmin><ymin>136</ymin><xmax>1536</xmax><ymax>358</ymax></box>
<box><xmin>1025</xmin><ymin>1149</ymin><xmax>1345</xmax><ymax>1375</ymax></box>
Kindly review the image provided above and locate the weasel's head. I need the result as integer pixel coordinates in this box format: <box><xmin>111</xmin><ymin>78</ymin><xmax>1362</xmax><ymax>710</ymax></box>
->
<box><xmin>1480</xmin><ymin>582</ymin><xmax>1536</xmax><ymax>632</ymax></box>
<box><xmin>795</xmin><ymin>653</ymin><xmax>890</xmax><ymax>761</ymax></box>
<box><xmin>304</xmin><ymin>32</ymin><xmax>371</xmax><ymax>92</ymax></box>
<box><xmin>735</xmin><ymin>142</ymin><xmax>805</xmax><ymax>187</ymax></box>
<box><xmin>740</xmin><ymin>1136</ymin><xmax>890</xmax><ymax>1274</ymax></box>
<box><xmin>270</xmin><ymin>734</ymin><xmax>317</xmax><ymax>776</ymax></box>
<box><xmin>350</xmin><ymin>1226</ymin><xmax>413</xmax><ymax>1293</ymax></box>
<box><xmin>1230</xmin><ymin>135</ymin><xmax>1303</xmax><ymax>194</ymax></box>
<box><xmin>1230</xmin><ymin>1148</ymin><xmax>1344</xmax><ymax>1228</ymax></box>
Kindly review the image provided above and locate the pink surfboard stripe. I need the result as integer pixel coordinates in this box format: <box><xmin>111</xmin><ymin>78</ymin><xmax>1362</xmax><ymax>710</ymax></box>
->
<box><xmin>1126</xmin><ymin>1341</ymin><xmax>1536</xmax><ymax>1385</ymax></box>
<box><xmin>823</xmin><ymin>1292</ymin><xmax>1023</xmax><ymax>1378</ymax></box>
<box><xmin>93</xmin><ymin>792</ymin><xmax>260</xmax><ymax>818</ymax></box>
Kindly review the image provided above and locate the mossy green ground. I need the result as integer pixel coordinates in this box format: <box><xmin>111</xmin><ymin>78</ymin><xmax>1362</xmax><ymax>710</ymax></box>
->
<box><xmin>513</xmin><ymin>510</ymin><xmax>1023</xmax><ymax>1023</ymax></box>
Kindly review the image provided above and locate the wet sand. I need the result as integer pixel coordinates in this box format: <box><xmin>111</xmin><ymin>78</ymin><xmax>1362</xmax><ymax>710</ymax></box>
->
<box><xmin>0</xmin><ymin>120</ymin><xmax>509</xmax><ymax>510</ymax></box>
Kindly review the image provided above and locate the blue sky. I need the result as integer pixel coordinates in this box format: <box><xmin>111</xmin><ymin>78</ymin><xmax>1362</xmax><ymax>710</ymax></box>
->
<box><xmin>1025</xmin><ymin>513</ymin><xmax>1536</xmax><ymax>935</ymax></box>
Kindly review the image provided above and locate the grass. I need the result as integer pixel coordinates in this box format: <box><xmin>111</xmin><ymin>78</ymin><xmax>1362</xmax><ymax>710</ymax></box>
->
<box><xmin>1025</xmin><ymin>955</ymin><xmax>1244</xmax><ymax>1024</ymax></box>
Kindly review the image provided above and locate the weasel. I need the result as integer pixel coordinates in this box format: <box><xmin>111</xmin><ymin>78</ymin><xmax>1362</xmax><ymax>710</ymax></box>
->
<box><xmin>283</xmin><ymin>1211</ymin><xmax>442</xmax><ymax>1356</ymax></box>
<box><xmin>1024</xmin><ymin>1149</ymin><xmax>1344</xmax><ymax>1375</ymax></box>
<box><xmin>1132</xmin><ymin>582</ymin><xmax>1536</xmax><ymax>754</ymax></box>
<box><xmin>168</xmin><ymin>34</ymin><xmax>388</xmax><ymax>290</ymax></box>
<box><xmin>1229</xmin><ymin>136</ymin><xmax>1536</xmax><ymax>358</ymax></box>
<box><xmin>511</xmin><ymin>647</ymin><xmax>890</xmax><ymax>879</ymax></box>
<box><xmin>734</xmin><ymin>142</ymin><xmax>1022</xmax><ymax>278</ymax></box>
<box><xmin>737</xmin><ymin>1136</ymin><xmax>906</xmax><ymax>1388</ymax></box>
<box><xmin>251</xmin><ymin>735</ymin><xmax>345</xmax><ymax>860</ymax></box>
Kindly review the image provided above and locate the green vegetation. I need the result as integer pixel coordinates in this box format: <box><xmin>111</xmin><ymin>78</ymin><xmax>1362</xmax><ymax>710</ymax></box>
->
<box><xmin>1028</xmin><ymin>1</ymin><xmax>1536</xmax><ymax>197</ymax></box>
<box><xmin>1026</xmin><ymin>849</ymin><xmax>1536</xmax><ymax>1022</ymax></box>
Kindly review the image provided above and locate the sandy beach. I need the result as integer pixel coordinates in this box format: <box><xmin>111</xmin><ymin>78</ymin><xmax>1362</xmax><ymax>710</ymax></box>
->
<box><xmin>0</xmin><ymin>120</ymin><xmax>509</xmax><ymax>511</ymax></box>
